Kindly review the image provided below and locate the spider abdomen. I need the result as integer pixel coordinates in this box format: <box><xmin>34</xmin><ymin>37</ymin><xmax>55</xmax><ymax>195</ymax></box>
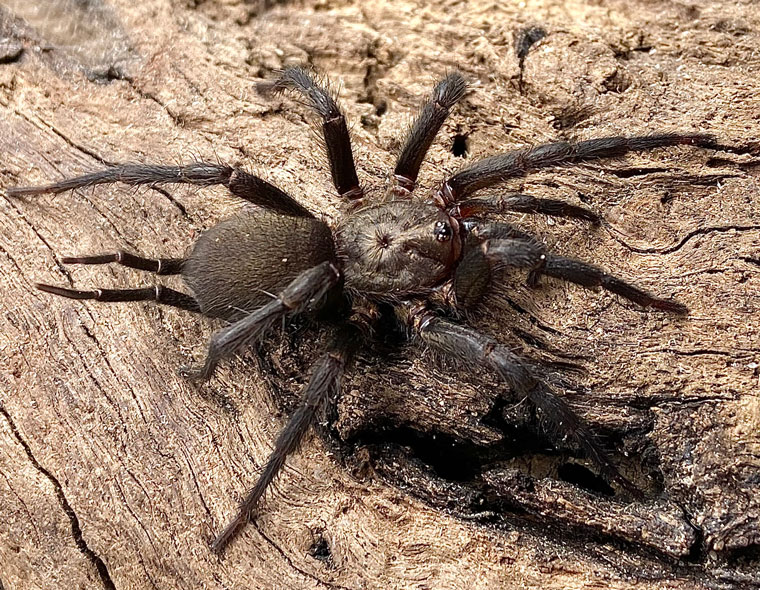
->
<box><xmin>183</xmin><ymin>212</ymin><xmax>336</xmax><ymax>319</ymax></box>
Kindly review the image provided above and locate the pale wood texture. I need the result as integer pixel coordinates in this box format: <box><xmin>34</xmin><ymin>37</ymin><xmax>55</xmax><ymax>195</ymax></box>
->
<box><xmin>1</xmin><ymin>0</ymin><xmax>759</xmax><ymax>589</ymax></box>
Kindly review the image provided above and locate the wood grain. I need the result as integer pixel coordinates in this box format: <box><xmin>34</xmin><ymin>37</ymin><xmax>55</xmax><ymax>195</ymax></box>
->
<box><xmin>1</xmin><ymin>1</ymin><xmax>759</xmax><ymax>588</ymax></box>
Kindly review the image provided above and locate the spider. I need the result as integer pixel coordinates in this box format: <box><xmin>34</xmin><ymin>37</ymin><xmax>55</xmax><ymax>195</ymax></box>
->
<box><xmin>7</xmin><ymin>67</ymin><xmax>718</xmax><ymax>554</ymax></box>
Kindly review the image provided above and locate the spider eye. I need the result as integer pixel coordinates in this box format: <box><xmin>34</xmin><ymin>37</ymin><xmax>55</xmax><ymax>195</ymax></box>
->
<box><xmin>434</xmin><ymin>220</ymin><xmax>452</xmax><ymax>242</ymax></box>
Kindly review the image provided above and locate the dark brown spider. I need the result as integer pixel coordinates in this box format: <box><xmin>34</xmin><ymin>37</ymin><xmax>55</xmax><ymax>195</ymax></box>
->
<box><xmin>7</xmin><ymin>67</ymin><xmax>718</xmax><ymax>554</ymax></box>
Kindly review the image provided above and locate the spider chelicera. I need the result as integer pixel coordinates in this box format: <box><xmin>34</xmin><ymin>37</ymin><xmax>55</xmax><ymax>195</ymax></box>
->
<box><xmin>7</xmin><ymin>67</ymin><xmax>717</xmax><ymax>553</ymax></box>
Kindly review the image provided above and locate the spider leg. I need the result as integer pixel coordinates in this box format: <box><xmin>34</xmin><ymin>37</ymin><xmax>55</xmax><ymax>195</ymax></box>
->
<box><xmin>483</xmin><ymin>237</ymin><xmax>688</xmax><ymax>313</ymax></box>
<box><xmin>394</xmin><ymin>72</ymin><xmax>467</xmax><ymax>193</ymax></box>
<box><xmin>452</xmin><ymin>246</ymin><xmax>492</xmax><ymax>310</ymax></box>
<box><xmin>61</xmin><ymin>251</ymin><xmax>185</xmax><ymax>275</ymax></box>
<box><xmin>7</xmin><ymin>163</ymin><xmax>312</xmax><ymax>218</ymax></box>
<box><xmin>36</xmin><ymin>283</ymin><xmax>201</xmax><ymax>313</ymax></box>
<box><xmin>463</xmin><ymin>219</ymin><xmax>536</xmax><ymax>242</ymax></box>
<box><xmin>452</xmin><ymin>221</ymin><xmax>538</xmax><ymax>309</ymax></box>
<box><xmin>455</xmin><ymin>193</ymin><xmax>600</xmax><ymax>224</ymax></box>
<box><xmin>438</xmin><ymin>133</ymin><xmax>717</xmax><ymax>204</ymax></box>
<box><xmin>261</xmin><ymin>68</ymin><xmax>363</xmax><ymax>200</ymax></box>
<box><xmin>180</xmin><ymin>261</ymin><xmax>341</xmax><ymax>381</ymax></box>
<box><xmin>412</xmin><ymin>312</ymin><xmax>640</xmax><ymax>497</ymax></box>
<box><xmin>526</xmin><ymin>254</ymin><xmax>689</xmax><ymax>313</ymax></box>
<box><xmin>211</xmin><ymin>330</ymin><xmax>354</xmax><ymax>554</ymax></box>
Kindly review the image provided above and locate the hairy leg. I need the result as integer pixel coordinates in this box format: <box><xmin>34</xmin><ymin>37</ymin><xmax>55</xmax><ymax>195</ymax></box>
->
<box><xmin>438</xmin><ymin>133</ymin><xmax>717</xmax><ymax>203</ymax></box>
<box><xmin>180</xmin><ymin>261</ymin><xmax>341</xmax><ymax>381</ymax></box>
<box><xmin>394</xmin><ymin>72</ymin><xmax>467</xmax><ymax>193</ymax></box>
<box><xmin>8</xmin><ymin>163</ymin><xmax>313</xmax><ymax>218</ymax></box>
<box><xmin>482</xmin><ymin>237</ymin><xmax>688</xmax><ymax>313</ymax></box>
<box><xmin>462</xmin><ymin>219</ymin><xmax>537</xmax><ymax>242</ymax></box>
<box><xmin>61</xmin><ymin>251</ymin><xmax>185</xmax><ymax>275</ymax></box>
<box><xmin>413</xmin><ymin>313</ymin><xmax>640</xmax><ymax>497</ymax></box>
<box><xmin>454</xmin><ymin>193</ymin><xmax>600</xmax><ymax>224</ymax></box>
<box><xmin>452</xmin><ymin>247</ymin><xmax>492</xmax><ymax>310</ymax></box>
<box><xmin>211</xmin><ymin>330</ymin><xmax>354</xmax><ymax>554</ymax></box>
<box><xmin>453</xmin><ymin>221</ymin><xmax>539</xmax><ymax>310</ymax></box>
<box><xmin>36</xmin><ymin>283</ymin><xmax>201</xmax><ymax>313</ymax></box>
<box><xmin>261</xmin><ymin>68</ymin><xmax>363</xmax><ymax>200</ymax></box>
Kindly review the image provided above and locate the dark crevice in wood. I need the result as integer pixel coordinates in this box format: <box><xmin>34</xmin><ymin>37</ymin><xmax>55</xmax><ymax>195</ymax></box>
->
<box><xmin>556</xmin><ymin>462</ymin><xmax>615</xmax><ymax>495</ymax></box>
<box><xmin>120</xmin><ymin>75</ymin><xmax>187</xmax><ymax>130</ymax></box>
<box><xmin>710</xmin><ymin>143</ymin><xmax>760</xmax><ymax>157</ymax></box>
<box><xmin>609</xmin><ymin>224</ymin><xmax>760</xmax><ymax>255</ymax></box>
<box><xmin>605</xmin><ymin>166</ymin><xmax>669</xmax><ymax>178</ymax></box>
<box><xmin>679</xmin><ymin>502</ymin><xmax>707</xmax><ymax>563</ymax></box>
<box><xmin>365</xmin><ymin>442</ymin><xmax>705</xmax><ymax>564</ymax></box>
<box><xmin>308</xmin><ymin>534</ymin><xmax>333</xmax><ymax>567</ymax></box>
<box><xmin>0</xmin><ymin>404</ymin><xmax>116</xmax><ymax>590</ymax></box>
<box><xmin>451</xmin><ymin>133</ymin><xmax>469</xmax><ymax>157</ymax></box>
<box><xmin>251</xmin><ymin>522</ymin><xmax>354</xmax><ymax>590</ymax></box>
<box><xmin>644</xmin><ymin>347</ymin><xmax>756</xmax><ymax>358</ymax></box>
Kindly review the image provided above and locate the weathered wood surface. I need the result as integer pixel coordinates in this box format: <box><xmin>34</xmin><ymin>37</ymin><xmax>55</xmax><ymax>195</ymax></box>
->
<box><xmin>1</xmin><ymin>0</ymin><xmax>759</xmax><ymax>588</ymax></box>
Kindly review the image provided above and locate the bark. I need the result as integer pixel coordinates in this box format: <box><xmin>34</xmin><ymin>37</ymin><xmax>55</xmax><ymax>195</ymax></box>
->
<box><xmin>1</xmin><ymin>0</ymin><xmax>759</xmax><ymax>589</ymax></box>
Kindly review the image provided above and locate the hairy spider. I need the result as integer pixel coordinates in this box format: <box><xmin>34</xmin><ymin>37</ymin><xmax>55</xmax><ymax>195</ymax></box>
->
<box><xmin>7</xmin><ymin>67</ymin><xmax>718</xmax><ymax>554</ymax></box>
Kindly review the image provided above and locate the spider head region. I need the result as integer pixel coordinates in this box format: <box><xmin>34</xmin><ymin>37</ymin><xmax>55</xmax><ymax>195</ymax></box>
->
<box><xmin>336</xmin><ymin>201</ymin><xmax>461</xmax><ymax>297</ymax></box>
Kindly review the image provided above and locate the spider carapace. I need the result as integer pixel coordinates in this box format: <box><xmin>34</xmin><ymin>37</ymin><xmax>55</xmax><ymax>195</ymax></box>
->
<box><xmin>7</xmin><ymin>67</ymin><xmax>718</xmax><ymax>553</ymax></box>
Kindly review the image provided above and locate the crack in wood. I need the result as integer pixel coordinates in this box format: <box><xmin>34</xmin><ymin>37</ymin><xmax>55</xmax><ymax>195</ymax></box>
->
<box><xmin>0</xmin><ymin>242</ymin><xmax>37</xmax><ymax>290</ymax></box>
<box><xmin>3</xmin><ymin>194</ymin><xmax>75</xmax><ymax>285</ymax></box>
<box><xmin>609</xmin><ymin>224</ymin><xmax>760</xmax><ymax>255</ymax></box>
<box><xmin>178</xmin><ymin>445</ymin><xmax>214</xmax><ymax>520</ymax></box>
<box><xmin>251</xmin><ymin>522</ymin><xmax>354</xmax><ymax>590</ymax></box>
<box><xmin>642</xmin><ymin>347</ymin><xmax>757</xmax><ymax>358</ymax></box>
<box><xmin>0</xmin><ymin>404</ymin><xmax>116</xmax><ymax>590</ymax></box>
<box><xmin>112</xmin><ymin>475</ymin><xmax>161</xmax><ymax>557</ymax></box>
<box><xmin>119</xmin><ymin>74</ymin><xmax>193</xmax><ymax>141</ymax></box>
<box><xmin>73</xmin><ymin>311</ymin><xmax>186</xmax><ymax>468</ymax></box>
<box><xmin>0</xmin><ymin>470</ymin><xmax>39</xmax><ymax>544</ymax></box>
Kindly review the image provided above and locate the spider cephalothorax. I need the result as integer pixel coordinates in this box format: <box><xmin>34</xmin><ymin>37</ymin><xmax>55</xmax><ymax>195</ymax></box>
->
<box><xmin>7</xmin><ymin>67</ymin><xmax>718</xmax><ymax>553</ymax></box>
<box><xmin>336</xmin><ymin>201</ymin><xmax>461</xmax><ymax>297</ymax></box>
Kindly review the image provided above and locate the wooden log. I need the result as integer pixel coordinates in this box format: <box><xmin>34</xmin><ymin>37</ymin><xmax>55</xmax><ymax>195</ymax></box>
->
<box><xmin>1</xmin><ymin>1</ymin><xmax>759</xmax><ymax>588</ymax></box>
